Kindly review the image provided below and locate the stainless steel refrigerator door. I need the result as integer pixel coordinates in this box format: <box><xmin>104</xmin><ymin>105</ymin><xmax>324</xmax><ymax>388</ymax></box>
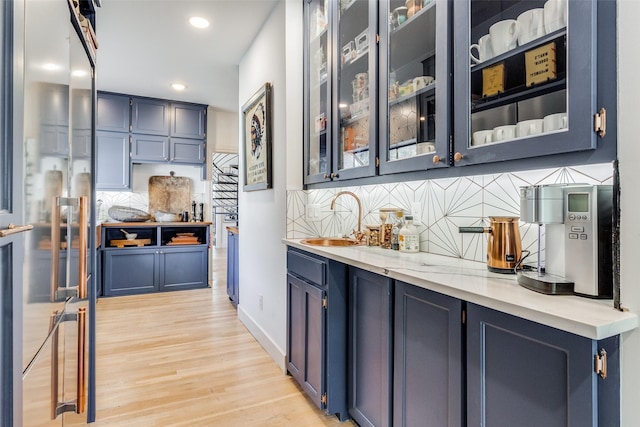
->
<box><xmin>22</xmin><ymin>0</ymin><xmax>93</xmax><ymax>424</ymax></box>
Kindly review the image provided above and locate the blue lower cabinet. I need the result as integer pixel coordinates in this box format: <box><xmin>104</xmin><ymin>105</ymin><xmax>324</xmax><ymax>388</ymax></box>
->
<box><xmin>102</xmin><ymin>247</ymin><xmax>207</xmax><ymax>296</ymax></box>
<box><xmin>160</xmin><ymin>247</ymin><xmax>207</xmax><ymax>291</ymax></box>
<box><xmin>393</xmin><ymin>282</ymin><xmax>463</xmax><ymax>427</ymax></box>
<box><xmin>226</xmin><ymin>231</ymin><xmax>238</xmax><ymax>305</ymax></box>
<box><xmin>103</xmin><ymin>248</ymin><xmax>159</xmax><ymax>296</ymax></box>
<box><xmin>466</xmin><ymin>303</ymin><xmax>619</xmax><ymax>427</ymax></box>
<box><xmin>286</xmin><ymin>248</ymin><xmax>348</xmax><ymax>420</ymax></box>
<box><xmin>287</xmin><ymin>273</ymin><xmax>325</xmax><ymax>408</ymax></box>
<box><xmin>348</xmin><ymin>267</ymin><xmax>393</xmax><ymax>427</ymax></box>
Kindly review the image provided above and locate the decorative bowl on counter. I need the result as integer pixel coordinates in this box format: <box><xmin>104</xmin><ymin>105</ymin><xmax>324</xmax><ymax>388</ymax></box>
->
<box><xmin>108</xmin><ymin>206</ymin><xmax>151</xmax><ymax>222</ymax></box>
<box><xmin>154</xmin><ymin>211</ymin><xmax>181</xmax><ymax>222</ymax></box>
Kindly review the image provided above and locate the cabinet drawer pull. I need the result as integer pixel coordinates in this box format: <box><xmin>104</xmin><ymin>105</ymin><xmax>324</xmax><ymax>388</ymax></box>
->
<box><xmin>0</xmin><ymin>223</ymin><xmax>33</xmax><ymax>237</ymax></box>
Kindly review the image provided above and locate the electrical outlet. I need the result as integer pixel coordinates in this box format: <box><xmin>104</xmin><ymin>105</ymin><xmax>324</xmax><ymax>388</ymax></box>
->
<box><xmin>411</xmin><ymin>202</ymin><xmax>423</xmax><ymax>225</ymax></box>
<box><xmin>259</xmin><ymin>295</ymin><xmax>263</xmax><ymax>310</ymax></box>
<box><xmin>306</xmin><ymin>204</ymin><xmax>321</xmax><ymax>222</ymax></box>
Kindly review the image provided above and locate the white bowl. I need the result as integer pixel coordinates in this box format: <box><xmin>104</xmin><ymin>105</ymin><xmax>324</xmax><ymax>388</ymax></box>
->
<box><xmin>125</xmin><ymin>233</ymin><xmax>137</xmax><ymax>240</ymax></box>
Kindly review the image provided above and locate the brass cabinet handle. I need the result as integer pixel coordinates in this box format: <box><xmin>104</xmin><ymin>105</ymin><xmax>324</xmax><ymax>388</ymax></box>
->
<box><xmin>50</xmin><ymin>197</ymin><xmax>61</xmax><ymax>302</ymax></box>
<box><xmin>454</xmin><ymin>152</ymin><xmax>464</xmax><ymax>162</ymax></box>
<box><xmin>78</xmin><ymin>196</ymin><xmax>88</xmax><ymax>299</ymax></box>
<box><xmin>432</xmin><ymin>155</ymin><xmax>442</xmax><ymax>164</ymax></box>
<box><xmin>76</xmin><ymin>307</ymin><xmax>87</xmax><ymax>414</ymax></box>
<box><xmin>0</xmin><ymin>223</ymin><xmax>33</xmax><ymax>237</ymax></box>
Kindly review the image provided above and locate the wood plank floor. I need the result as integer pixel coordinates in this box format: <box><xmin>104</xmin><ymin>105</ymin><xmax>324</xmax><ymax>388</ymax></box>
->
<box><xmin>92</xmin><ymin>248</ymin><xmax>353</xmax><ymax>426</ymax></box>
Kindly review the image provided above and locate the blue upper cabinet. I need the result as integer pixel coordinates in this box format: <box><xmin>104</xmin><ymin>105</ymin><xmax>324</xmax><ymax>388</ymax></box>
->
<box><xmin>97</xmin><ymin>92</ymin><xmax>130</xmax><ymax>133</ymax></box>
<box><xmin>452</xmin><ymin>0</ymin><xmax>616</xmax><ymax>167</ymax></box>
<box><xmin>170</xmin><ymin>103</ymin><xmax>206</xmax><ymax>139</ymax></box>
<box><xmin>379</xmin><ymin>0</ymin><xmax>451</xmax><ymax>174</ymax></box>
<box><xmin>170</xmin><ymin>138</ymin><xmax>205</xmax><ymax>164</ymax></box>
<box><xmin>131</xmin><ymin>97</ymin><xmax>170</xmax><ymax>136</ymax></box>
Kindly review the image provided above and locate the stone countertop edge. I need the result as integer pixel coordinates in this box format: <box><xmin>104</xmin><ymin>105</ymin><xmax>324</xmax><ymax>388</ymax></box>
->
<box><xmin>283</xmin><ymin>238</ymin><xmax>638</xmax><ymax>340</ymax></box>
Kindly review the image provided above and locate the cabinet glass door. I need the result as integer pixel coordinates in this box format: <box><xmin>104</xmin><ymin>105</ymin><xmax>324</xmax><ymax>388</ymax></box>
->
<box><xmin>453</xmin><ymin>0</ymin><xmax>601</xmax><ymax>166</ymax></box>
<box><xmin>380</xmin><ymin>0</ymin><xmax>450</xmax><ymax>174</ymax></box>
<box><xmin>304</xmin><ymin>0</ymin><xmax>331</xmax><ymax>185</ymax></box>
<box><xmin>334</xmin><ymin>0</ymin><xmax>376</xmax><ymax>180</ymax></box>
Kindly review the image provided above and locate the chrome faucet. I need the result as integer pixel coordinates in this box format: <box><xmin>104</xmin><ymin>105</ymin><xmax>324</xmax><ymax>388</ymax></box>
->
<box><xmin>330</xmin><ymin>191</ymin><xmax>364</xmax><ymax>242</ymax></box>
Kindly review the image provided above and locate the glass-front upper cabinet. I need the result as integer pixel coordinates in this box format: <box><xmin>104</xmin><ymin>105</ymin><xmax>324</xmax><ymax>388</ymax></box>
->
<box><xmin>304</xmin><ymin>0</ymin><xmax>331</xmax><ymax>184</ymax></box>
<box><xmin>379</xmin><ymin>0</ymin><xmax>450</xmax><ymax>174</ymax></box>
<box><xmin>453</xmin><ymin>0</ymin><xmax>607</xmax><ymax>166</ymax></box>
<box><xmin>333</xmin><ymin>0</ymin><xmax>377</xmax><ymax>181</ymax></box>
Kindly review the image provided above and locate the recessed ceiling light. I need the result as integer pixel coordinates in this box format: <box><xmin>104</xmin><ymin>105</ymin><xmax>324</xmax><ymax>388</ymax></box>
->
<box><xmin>189</xmin><ymin>16</ymin><xmax>209</xmax><ymax>29</ymax></box>
<box><xmin>171</xmin><ymin>83</ymin><xmax>187</xmax><ymax>91</ymax></box>
<box><xmin>43</xmin><ymin>63</ymin><xmax>62</xmax><ymax>71</ymax></box>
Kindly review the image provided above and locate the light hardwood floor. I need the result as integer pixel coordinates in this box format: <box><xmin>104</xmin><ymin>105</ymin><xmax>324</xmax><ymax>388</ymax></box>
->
<box><xmin>92</xmin><ymin>248</ymin><xmax>353</xmax><ymax>426</ymax></box>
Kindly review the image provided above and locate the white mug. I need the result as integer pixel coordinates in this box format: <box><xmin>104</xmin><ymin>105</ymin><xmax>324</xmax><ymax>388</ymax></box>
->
<box><xmin>472</xmin><ymin>130</ymin><xmax>493</xmax><ymax>146</ymax></box>
<box><xmin>516</xmin><ymin>119</ymin><xmax>544</xmax><ymax>138</ymax></box>
<box><xmin>413</xmin><ymin>75</ymin><xmax>434</xmax><ymax>90</ymax></box>
<box><xmin>543</xmin><ymin>112</ymin><xmax>568</xmax><ymax>132</ymax></box>
<box><xmin>492</xmin><ymin>125</ymin><xmax>517</xmax><ymax>142</ymax></box>
<box><xmin>517</xmin><ymin>8</ymin><xmax>545</xmax><ymax>46</ymax></box>
<box><xmin>470</xmin><ymin>34</ymin><xmax>493</xmax><ymax>64</ymax></box>
<box><xmin>489</xmin><ymin>20</ymin><xmax>520</xmax><ymax>56</ymax></box>
<box><xmin>544</xmin><ymin>0</ymin><xmax>567</xmax><ymax>34</ymax></box>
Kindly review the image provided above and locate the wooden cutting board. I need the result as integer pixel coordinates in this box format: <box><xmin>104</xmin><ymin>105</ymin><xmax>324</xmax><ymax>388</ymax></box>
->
<box><xmin>148</xmin><ymin>174</ymin><xmax>191</xmax><ymax>218</ymax></box>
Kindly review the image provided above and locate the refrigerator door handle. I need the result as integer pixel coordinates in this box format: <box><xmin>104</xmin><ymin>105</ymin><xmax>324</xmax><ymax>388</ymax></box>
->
<box><xmin>0</xmin><ymin>223</ymin><xmax>33</xmax><ymax>237</ymax></box>
<box><xmin>50</xmin><ymin>308</ymin><xmax>86</xmax><ymax>418</ymax></box>
<box><xmin>78</xmin><ymin>196</ymin><xmax>88</xmax><ymax>299</ymax></box>
<box><xmin>50</xmin><ymin>197</ymin><xmax>61</xmax><ymax>302</ymax></box>
<box><xmin>50</xmin><ymin>311</ymin><xmax>60</xmax><ymax>420</ymax></box>
<box><xmin>76</xmin><ymin>307</ymin><xmax>87</xmax><ymax>414</ymax></box>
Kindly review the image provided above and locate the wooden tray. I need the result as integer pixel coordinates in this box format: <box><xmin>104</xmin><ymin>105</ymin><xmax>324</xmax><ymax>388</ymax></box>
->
<box><xmin>110</xmin><ymin>238</ymin><xmax>151</xmax><ymax>248</ymax></box>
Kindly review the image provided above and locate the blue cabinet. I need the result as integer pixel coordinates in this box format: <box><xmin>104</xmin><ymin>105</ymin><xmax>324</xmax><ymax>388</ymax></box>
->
<box><xmin>171</xmin><ymin>103</ymin><xmax>206</xmax><ymax>139</ymax></box>
<box><xmin>287</xmin><ymin>273</ymin><xmax>324</xmax><ymax>407</ymax></box>
<box><xmin>131</xmin><ymin>134</ymin><xmax>169</xmax><ymax>162</ymax></box>
<box><xmin>170</xmin><ymin>138</ymin><xmax>205</xmax><ymax>164</ymax></box>
<box><xmin>131</xmin><ymin>97</ymin><xmax>170</xmax><ymax>136</ymax></box>
<box><xmin>393</xmin><ymin>282</ymin><xmax>463</xmax><ymax>427</ymax></box>
<box><xmin>286</xmin><ymin>247</ymin><xmax>348</xmax><ymax>420</ymax></box>
<box><xmin>40</xmin><ymin>124</ymin><xmax>69</xmax><ymax>157</ymax></box>
<box><xmin>348</xmin><ymin>267</ymin><xmax>393</xmax><ymax>427</ymax></box>
<box><xmin>97</xmin><ymin>92</ymin><xmax>130</xmax><ymax>133</ymax></box>
<box><xmin>226</xmin><ymin>230</ymin><xmax>239</xmax><ymax>305</ymax></box>
<box><xmin>95</xmin><ymin>131</ymin><xmax>131</xmax><ymax>190</ymax></box>
<box><xmin>101</xmin><ymin>224</ymin><xmax>209</xmax><ymax>296</ymax></box>
<box><xmin>466</xmin><ymin>303</ymin><xmax>619</xmax><ymax>427</ymax></box>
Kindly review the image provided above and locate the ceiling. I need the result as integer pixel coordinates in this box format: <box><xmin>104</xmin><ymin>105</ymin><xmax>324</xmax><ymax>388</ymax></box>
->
<box><xmin>95</xmin><ymin>0</ymin><xmax>280</xmax><ymax>112</ymax></box>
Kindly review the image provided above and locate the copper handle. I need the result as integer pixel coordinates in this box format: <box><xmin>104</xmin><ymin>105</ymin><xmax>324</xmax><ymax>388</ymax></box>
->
<box><xmin>78</xmin><ymin>196</ymin><xmax>88</xmax><ymax>299</ymax></box>
<box><xmin>0</xmin><ymin>223</ymin><xmax>33</xmax><ymax>237</ymax></box>
<box><xmin>454</xmin><ymin>152</ymin><xmax>464</xmax><ymax>162</ymax></box>
<box><xmin>76</xmin><ymin>307</ymin><xmax>87</xmax><ymax>414</ymax></box>
<box><xmin>432</xmin><ymin>155</ymin><xmax>441</xmax><ymax>164</ymax></box>
<box><xmin>50</xmin><ymin>311</ymin><xmax>60</xmax><ymax>420</ymax></box>
<box><xmin>51</xmin><ymin>198</ymin><xmax>61</xmax><ymax>302</ymax></box>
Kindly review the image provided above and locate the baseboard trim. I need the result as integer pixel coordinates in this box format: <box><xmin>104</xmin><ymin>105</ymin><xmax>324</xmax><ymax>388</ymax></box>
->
<box><xmin>237</xmin><ymin>305</ymin><xmax>287</xmax><ymax>373</ymax></box>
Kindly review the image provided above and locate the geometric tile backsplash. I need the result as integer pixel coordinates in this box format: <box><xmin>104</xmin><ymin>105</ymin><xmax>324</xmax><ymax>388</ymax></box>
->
<box><xmin>286</xmin><ymin>163</ymin><xmax>614</xmax><ymax>265</ymax></box>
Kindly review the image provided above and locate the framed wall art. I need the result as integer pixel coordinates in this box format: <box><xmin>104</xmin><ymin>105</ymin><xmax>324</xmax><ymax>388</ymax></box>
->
<box><xmin>242</xmin><ymin>82</ymin><xmax>272</xmax><ymax>191</ymax></box>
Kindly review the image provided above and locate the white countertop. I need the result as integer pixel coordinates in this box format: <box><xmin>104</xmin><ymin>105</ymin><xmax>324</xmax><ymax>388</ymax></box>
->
<box><xmin>284</xmin><ymin>238</ymin><xmax>638</xmax><ymax>340</ymax></box>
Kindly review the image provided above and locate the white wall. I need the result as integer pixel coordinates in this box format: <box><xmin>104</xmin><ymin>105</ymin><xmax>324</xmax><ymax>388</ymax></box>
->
<box><xmin>236</xmin><ymin>0</ymin><xmax>289</xmax><ymax>369</ymax></box>
<box><xmin>617</xmin><ymin>1</ymin><xmax>640</xmax><ymax>423</ymax></box>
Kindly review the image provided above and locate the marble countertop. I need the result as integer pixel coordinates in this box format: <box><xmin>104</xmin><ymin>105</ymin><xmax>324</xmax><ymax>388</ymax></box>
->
<box><xmin>283</xmin><ymin>238</ymin><xmax>638</xmax><ymax>340</ymax></box>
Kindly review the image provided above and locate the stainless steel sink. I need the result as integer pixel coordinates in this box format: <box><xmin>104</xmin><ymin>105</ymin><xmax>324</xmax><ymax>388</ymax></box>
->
<box><xmin>300</xmin><ymin>237</ymin><xmax>361</xmax><ymax>247</ymax></box>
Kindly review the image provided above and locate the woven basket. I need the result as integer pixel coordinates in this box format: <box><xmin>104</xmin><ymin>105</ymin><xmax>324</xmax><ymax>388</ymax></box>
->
<box><xmin>107</xmin><ymin>206</ymin><xmax>151</xmax><ymax>222</ymax></box>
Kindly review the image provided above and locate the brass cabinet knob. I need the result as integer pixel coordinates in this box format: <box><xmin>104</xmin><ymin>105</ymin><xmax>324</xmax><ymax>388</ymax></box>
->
<box><xmin>323</xmin><ymin>173</ymin><xmax>330</xmax><ymax>179</ymax></box>
<box><xmin>432</xmin><ymin>155</ymin><xmax>441</xmax><ymax>164</ymax></box>
<box><xmin>454</xmin><ymin>152</ymin><xmax>464</xmax><ymax>162</ymax></box>
<box><xmin>330</xmin><ymin>173</ymin><xmax>339</xmax><ymax>179</ymax></box>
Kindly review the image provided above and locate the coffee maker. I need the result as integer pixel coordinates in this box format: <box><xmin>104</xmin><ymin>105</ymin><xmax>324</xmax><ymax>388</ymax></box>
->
<box><xmin>518</xmin><ymin>184</ymin><xmax>574</xmax><ymax>294</ymax></box>
<box><xmin>518</xmin><ymin>184</ymin><xmax>613</xmax><ymax>298</ymax></box>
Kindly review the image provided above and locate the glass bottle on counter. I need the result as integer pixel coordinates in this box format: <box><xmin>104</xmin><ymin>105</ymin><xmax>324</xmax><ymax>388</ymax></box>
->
<box><xmin>381</xmin><ymin>211</ymin><xmax>394</xmax><ymax>249</ymax></box>
<box><xmin>391</xmin><ymin>210</ymin><xmax>404</xmax><ymax>250</ymax></box>
<box><xmin>399</xmin><ymin>215</ymin><xmax>419</xmax><ymax>253</ymax></box>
